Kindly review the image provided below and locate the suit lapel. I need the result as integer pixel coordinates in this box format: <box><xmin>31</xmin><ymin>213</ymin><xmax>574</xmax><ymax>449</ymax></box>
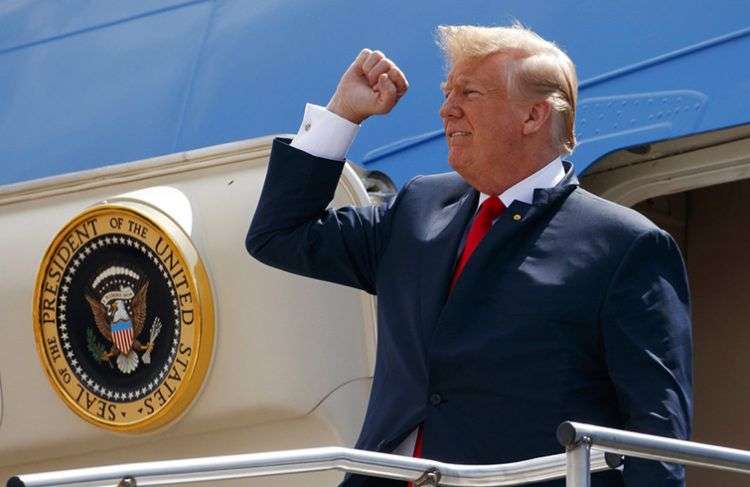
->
<box><xmin>418</xmin><ymin>177</ymin><xmax>478</xmax><ymax>340</ymax></box>
<box><xmin>438</xmin><ymin>163</ymin><xmax>579</xmax><ymax>324</ymax></box>
<box><xmin>444</xmin><ymin>199</ymin><xmax>535</xmax><ymax>303</ymax></box>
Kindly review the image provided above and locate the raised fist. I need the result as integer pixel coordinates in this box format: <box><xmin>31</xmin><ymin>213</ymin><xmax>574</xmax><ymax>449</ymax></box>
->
<box><xmin>326</xmin><ymin>49</ymin><xmax>409</xmax><ymax>124</ymax></box>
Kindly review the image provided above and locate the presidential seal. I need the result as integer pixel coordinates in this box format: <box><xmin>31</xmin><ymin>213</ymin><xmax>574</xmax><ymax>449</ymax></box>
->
<box><xmin>33</xmin><ymin>201</ymin><xmax>214</xmax><ymax>432</ymax></box>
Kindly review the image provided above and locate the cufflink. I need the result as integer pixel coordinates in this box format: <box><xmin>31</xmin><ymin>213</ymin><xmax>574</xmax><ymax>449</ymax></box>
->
<box><xmin>513</xmin><ymin>214</ymin><xmax>522</xmax><ymax>221</ymax></box>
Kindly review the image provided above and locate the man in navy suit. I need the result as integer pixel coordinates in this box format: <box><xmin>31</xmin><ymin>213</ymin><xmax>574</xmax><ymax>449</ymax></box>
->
<box><xmin>246</xmin><ymin>25</ymin><xmax>692</xmax><ymax>486</ymax></box>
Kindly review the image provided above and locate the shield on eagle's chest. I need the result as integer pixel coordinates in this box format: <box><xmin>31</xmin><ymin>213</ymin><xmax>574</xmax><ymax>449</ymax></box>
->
<box><xmin>111</xmin><ymin>319</ymin><xmax>134</xmax><ymax>354</ymax></box>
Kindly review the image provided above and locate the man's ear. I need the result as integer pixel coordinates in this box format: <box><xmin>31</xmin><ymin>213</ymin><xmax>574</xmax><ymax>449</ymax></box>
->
<box><xmin>522</xmin><ymin>100</ymin><xmax>552</xmax><ymax>136</ymax></box>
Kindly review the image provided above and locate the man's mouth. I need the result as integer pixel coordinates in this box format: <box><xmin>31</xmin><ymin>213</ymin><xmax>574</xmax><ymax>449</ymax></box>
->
<box><xmin>448</xmin><ymin>131</ymin><xmax>472</xmax><ymax>138</ymax></box>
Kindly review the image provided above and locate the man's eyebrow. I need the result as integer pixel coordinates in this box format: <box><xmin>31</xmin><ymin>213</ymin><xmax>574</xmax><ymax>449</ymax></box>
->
<box><xmin>440</xmin><ymin>78</ymin><xmax>464</xmax><ymax>90</ymax></box>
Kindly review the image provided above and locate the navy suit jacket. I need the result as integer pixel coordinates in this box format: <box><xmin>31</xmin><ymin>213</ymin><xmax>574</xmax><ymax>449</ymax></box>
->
<box><xmin>246</xmin><ymin>139</ymin><xmax>693</xmax><ymax>486</ymax></box>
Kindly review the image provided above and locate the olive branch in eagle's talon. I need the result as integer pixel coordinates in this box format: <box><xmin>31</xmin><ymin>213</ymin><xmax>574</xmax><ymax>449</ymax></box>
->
<box><xmin>86</xmin><ymin>327</ymin><xmax>113</xmax><ymax>367</ymax></box>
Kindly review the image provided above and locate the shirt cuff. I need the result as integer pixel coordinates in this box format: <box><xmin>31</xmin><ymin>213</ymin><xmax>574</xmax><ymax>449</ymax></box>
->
<box><xmin>290</xmin><ymin>103</ymin><xmax>360</xmax><ymax>161</ymax></box>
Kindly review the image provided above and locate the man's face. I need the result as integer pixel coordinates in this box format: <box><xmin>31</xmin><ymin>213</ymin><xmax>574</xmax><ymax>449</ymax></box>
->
<box><xmin>440</xmin><ymin>53</ymin><xmax>526</xmax><ymax>187</ymax></box>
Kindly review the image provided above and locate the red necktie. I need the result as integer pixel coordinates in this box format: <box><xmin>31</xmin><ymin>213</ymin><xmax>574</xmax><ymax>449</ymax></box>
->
<box><xmin>408</xmin><ymin>195</ymin><xmax>504</xmax><ymax>487</ymax></box>
<box><xmin>407</xmin><ymin>427</ymin><xmax>425</xmax><ymax>487</ymax></box>
<box><xmin>449</xmin><ymin>195</ymin><xmax>505</xmax><ymax>291</ymax></box>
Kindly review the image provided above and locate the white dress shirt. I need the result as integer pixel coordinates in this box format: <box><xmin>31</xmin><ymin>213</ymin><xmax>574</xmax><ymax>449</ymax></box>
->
<box><xmin>290</xmin><ymin>103</ymin><xmax>565</xmax><ymax>456</ymax></box>
<box><xmin>291</xmin><ymin>103</ymin><xmax>360</xmax><ymax>161</ymax></box>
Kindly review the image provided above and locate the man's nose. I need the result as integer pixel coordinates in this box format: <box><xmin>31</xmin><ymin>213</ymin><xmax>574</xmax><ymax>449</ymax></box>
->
<box><xmin>439</xmin><ymin>94</ymin><xmax>462</xmax><ymax>119</ymax></box>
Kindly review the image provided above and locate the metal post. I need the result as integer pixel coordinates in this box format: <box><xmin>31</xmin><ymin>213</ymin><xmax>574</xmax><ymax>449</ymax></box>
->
<box><xmin>566</xmin><ymin>438</ymin><xmax>591</xmax><ymax>487</ymax></box>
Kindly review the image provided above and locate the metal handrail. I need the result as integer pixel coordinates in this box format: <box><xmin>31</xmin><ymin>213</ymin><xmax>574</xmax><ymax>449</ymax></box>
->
<box><xmin>7</xmin><ymin>446</ymin><xmax>609</xmax><ymax>487</ymax></box>
<box><xmin>16</xmin><ymin>421</ymin><xmax>750</xmax><ymax>487</ymax></box>
<box><xmin>558</xmin><ymin>421</ymin><xmax>750</xmax><ymax>487</ymax></box>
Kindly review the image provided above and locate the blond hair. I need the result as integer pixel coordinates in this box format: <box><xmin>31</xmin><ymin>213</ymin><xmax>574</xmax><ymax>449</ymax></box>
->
<box><xmin>437</xmin><ymin>24</ymin><xmax>578</xmax><ymax>155</ymax></box>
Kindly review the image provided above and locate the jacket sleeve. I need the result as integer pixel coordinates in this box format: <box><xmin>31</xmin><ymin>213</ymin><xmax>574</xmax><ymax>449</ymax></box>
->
<box><xmin>245</xmin><ymin>138</ymin><xmax>398</xmax><ymax>295</ymax></box>
<box><xmin>600</xmin><ymin>228</ymin><xmax>693</xmax><ymax>486</ymax></box>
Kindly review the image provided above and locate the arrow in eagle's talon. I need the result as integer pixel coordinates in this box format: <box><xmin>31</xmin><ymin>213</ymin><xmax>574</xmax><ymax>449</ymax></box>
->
<box><xmin>143</xmin><ymin>317</ymin><xmax>163</xmax><ymax>365</ymax></box>
<box><xmin>142</xmin><ymin>341</ymin><xmax>155</xmax><ymax>364</ymax></box>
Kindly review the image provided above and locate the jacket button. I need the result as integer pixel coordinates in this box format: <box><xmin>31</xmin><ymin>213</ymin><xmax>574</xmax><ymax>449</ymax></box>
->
<box><xmin>429</xmin><ymin>393</ymin><xmax>442</xmax><ymax>406</ymax></box>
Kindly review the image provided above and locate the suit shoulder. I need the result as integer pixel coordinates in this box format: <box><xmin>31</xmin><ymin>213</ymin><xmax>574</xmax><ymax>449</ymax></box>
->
<box><xmin>389</xmin><ymin>172</ymin><xmax>472</xmax><ymax>218</ymax></box>
<box><xmin>404</xmin><ymin>171</ymin><xmax>469</xmax><ymax>195</ymax></box>
<box><xmin>565</xmin><ymin>187</ymin><xmax>663</xmax><ymax>238</ymax></box>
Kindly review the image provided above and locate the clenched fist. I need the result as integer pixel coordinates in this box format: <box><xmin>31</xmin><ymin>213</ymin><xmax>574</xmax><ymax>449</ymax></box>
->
<box><xmin>327</xmin><ymin>49</ymin><xmax>409</xmax><ymax>124</ymax></box>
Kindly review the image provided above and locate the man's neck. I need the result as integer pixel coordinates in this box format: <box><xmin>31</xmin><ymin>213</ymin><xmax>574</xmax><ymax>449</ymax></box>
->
<box><xmin>471</xmin><ymin>145</ymin><xmax>560</xmax><ymax>195</ymax></box>
<box><xmin>478</xmin><ymin>155</ymin><xmax>565</xmax><ymax>207</ymax></box>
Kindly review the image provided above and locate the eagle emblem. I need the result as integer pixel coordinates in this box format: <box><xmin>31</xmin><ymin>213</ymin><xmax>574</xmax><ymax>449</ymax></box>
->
<box><xmin>85</xmin><ymin>266</ymin><xmax>161</xmax><ymax>373</ymax></box>
<box><xmin>34</xmin><ymin>204</ymin><xmax>214</xmax><ymax>431</ymax></box>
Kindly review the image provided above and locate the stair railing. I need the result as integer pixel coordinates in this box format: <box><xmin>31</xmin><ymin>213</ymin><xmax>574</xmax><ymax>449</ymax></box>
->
<box><xmin>11</xmin><ymin>421</ymin><xmax>750</xmax><ymax>487</ymax></box>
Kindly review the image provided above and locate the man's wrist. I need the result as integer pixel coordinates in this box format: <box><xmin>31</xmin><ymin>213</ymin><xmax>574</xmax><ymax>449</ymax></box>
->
<box><xmin>326</xmin><ymin>97</ymin><xmax>367</xmax><ymax>125</ymax></box>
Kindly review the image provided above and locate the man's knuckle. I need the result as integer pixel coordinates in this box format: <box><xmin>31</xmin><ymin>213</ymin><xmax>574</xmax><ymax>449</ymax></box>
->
<box><xmin>356</xmin><ymin>49</ymin><xmax>370</xmax><ymax>63</ymax></box>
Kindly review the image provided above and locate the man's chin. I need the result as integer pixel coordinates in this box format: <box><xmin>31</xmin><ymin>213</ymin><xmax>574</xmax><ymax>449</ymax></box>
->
<box><xmin>448</xmin><ymin>154</ymin><xmax>472</xmax><ymax>174</ymax></box>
